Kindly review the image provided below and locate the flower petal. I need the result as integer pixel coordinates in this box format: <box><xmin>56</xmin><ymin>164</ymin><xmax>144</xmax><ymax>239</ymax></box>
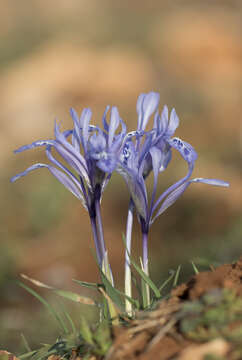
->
<box><xmin>152</xmin><ymin>181</ymin><xmax>190</xmax><ymax>223</ymax></box>
<box><xmin>166</xmin><ymin>108</ymin><xmax>179</xmax><ymax>137</ymax></box>
<box><xmin>117</xmin><ymin>163</ymin><xmax>147</xmax><ymax>219</ymax></box>
<box><xmin>160</xmin><ymin>105</ymin><xmax>168</xmax><ymax>134</ymax></box>
<box><xmin>108</xmin><ymin>106</ymin><xmax>120</xmax><ymax>148</ymax></box>
<box><xmin>10</xmin><ymin>163</ymin><xmax>49</xmax><ymax>182</ymax></box>
<box><xmin>80</xmin><ymin>108</ymin><xmax>92</xmax><ymax>152</ymax></box>
<box><xmin>142</xmin><ymin>92</ymin><xmax>160</xmax><ymax>131</ymax></box>
<box><xmin>46</xmin><ymin>146</ymin><xmax>87</xmax><ymax>208</ymax></box>
<box><xmin>102</xmin><ymin>105</ymin><xmax>110</xmax><ymax>132</ymax></box>
<box><xmin>14</xmin><ymin>140</ymin><xmax>54</xmax><ymax>153</ymax></box>
<box><xmin>70</xmin><ymin>108</ymin><xmax>81</xmax><ymax>150</ymax></box>
<box><xmin>190</xmin><ymin>178</ymin><xmax>230</xmax><ymax>187</ymax></box>
<box><xmin>169</xmin><ymin>137</ymin><xmax>197</xmax><ymax>164</ymax></box>
<box><xmin>54</xmin><ymin>122</ymin><xmax>89</xmax><ymax>179</ymax></box>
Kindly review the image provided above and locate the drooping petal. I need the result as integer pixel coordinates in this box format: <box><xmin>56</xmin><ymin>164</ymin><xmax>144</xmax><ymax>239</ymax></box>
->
<box><xmin>152</xmin><ymin>163</ymin><xmax>194</xmax><ymax>216</ymax></box>
<box><xmin>151</xmin><ymin>181</ymin><xmax>190</xmax><ymax>223</ymax></box>
<box><xmin>54</xmin><ymin>122</ymin><xmax>89</xmax><ymax>179</ymax></box>
<box><xmin>169</xmin><ymin>137</ymin><xmax>198</xmax><ymax>164</ymax></box>
<box><xmin>46</xmin><ymin>146</ymin><xmax>88</xmax><ymax>208</ymax></box>
<box><xmin>108</xmin><ymin>106</ymin><xmax>120</xmax><ymax>148</ymax></box>
<box><xmin>190</xmin><ymin>178</ymin><xmax>230</xmax><ymax>187</ymax></box>
<box><xmin>14</xmin><ymin>140</ymin><xmax>54</xmax><ymax>153</ymax></box>
<box><xmin>48</xmin><ymin>166</ymin><xmax>87</xmax><ymax>203</ymax></box>
<box><xmin>151</xmin><ymin>176</ymin><xmax>229</xmax><ymax>224</ymax></box>
<box><xmin>10</xmin><ymin>163</ymin><xmax>49</xmax><ymax>182</ymax></box>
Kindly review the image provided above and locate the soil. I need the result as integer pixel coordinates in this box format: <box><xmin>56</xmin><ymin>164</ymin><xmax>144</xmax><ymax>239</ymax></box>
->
<box><xmin>2</xmin><ymin>258</ymin><xmax>242</xmax><ymax>360</ymax></box>
<box><xmin>107</xmin><ymin>257</ymin><xmax>242</xmax><ymax>360</ymax></box>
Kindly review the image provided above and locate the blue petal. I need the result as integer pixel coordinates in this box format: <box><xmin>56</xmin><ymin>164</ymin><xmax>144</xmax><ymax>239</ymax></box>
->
<box><xmin>149</xmin><ymin>147</ymin><xmax>162</xmax><ymax>215</ymax></box>
<box><xmin>142</xmin><ymin>92</ymin><xmax>160</xmax><ymax>131</ymax></box>
<box><xmin>108</xmin><ymin>106</ymin><xmax>120</xmax><ymax>148</ymax></box>
<box><xmin>48</xmin><ymin>166</ymin><xmax>86</xmax><ymax>203</ymax></box>
<box><xmin>190</xmin><ymin>178</ymin><xmax>230</xmax><ymax>187</ymax></box>
<box><xmin>169</xmin><ymin>137</ymin><xmax>197</xmax><ymax>164</ymax></box>
<box><xmin>160</xmin><ymin>105</ymin><xmax>168</xmax><ymax>134</ymax></box>
<box><xmin>46</xmin><ymin>146</ymin><xmax>86</xmax><ymax>198</ymax></box>
<box><xmin>80</xmin><ymin>108</ymin><xmax>92</xmax><ymax>152</ymax></box>
<box><xmin>70</xmin><ymin>108</ymin><xmax>81</xmax><ymax>150</ymax></box>
<box><xmin>152</xmin><ymin>181</ymin><xmax>190</xmax><ymax>222</ymax></box>
<box><xmin>54</xmin><ymin>122</ymin><xmax>90</xmax><ymax>184</ymax></box>
<box><xmin>102</xmin><ymin>105</ymin><xmax>110</xmax><ymax>132</ymax></box>
<box><xmin>166</xmin><ymin>108</ymin><xmax>179</xmax><ymax>138</ymax></box>
<box><xmin>89</xmin><ymin>131</ymin><xmax>106</xmax><ymax>156</ymax></box>
<box><xmin>97</xmin><ymin>154</ymin><xmax>117</xmax><ymax>173</ymax></box>
<box><xmin>117</xmin><ymin>163</ymin><xmax>147</xmax><ymax>219</ymax></box>
<box><xmin>159</xmin><ymin>147</ymin><xmax>172</xmax><ymax>172</ymax></box>
<box><xmin>10</xmin><ymin>163</ymin><xmax>49</xmax><ymax>182</ymax></box>
<box><xmin>14</xmin><ymin>140</ymin><xmax>54</xmax><ymax>153</ymax></box>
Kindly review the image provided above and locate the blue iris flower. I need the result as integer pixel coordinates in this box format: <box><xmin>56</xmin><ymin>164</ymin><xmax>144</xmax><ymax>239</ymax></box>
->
<box><xmin>11</xmin><ymin>105</ymin><xmax>126</xmax><ymax>269</ymax></box>
<box><xmin>118</xmin><ymin>92</ymin><xmax>229</xmax><ymax>309</ymax></box>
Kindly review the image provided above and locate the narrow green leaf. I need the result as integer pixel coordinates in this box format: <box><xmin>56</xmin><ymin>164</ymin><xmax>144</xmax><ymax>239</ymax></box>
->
<box><xmin>53</xmin><ymin>289</ymin><xmax>95</xmax><ymax>305</ymax></box>
<box><xmin>159</xmin><ymin>270</ymin><xmax>175</xmax><ymax>293</ymax></box>
<box><xmin>115</xmin><ymin>288</ymin><xmax>140</xmax><ymax>309</ymax></box>
<box><xmin>72</xmin><ymin>279</ymin><xmax>99</xmax><ymax>290</ymax></box>
<box><xmin>18</xmin><ymin>281</ymin><xmax>68</xmax><ymax>334</ymax></box>
<box><xmin>18</xmin><ymin>350</ymin><xmax>37</xmax><ymax>359</ymax></box>
<box><xmin>122</xmin><ymin>233</ymin><xmax>160</xmax><ymax>299</ymax></box>
<box><xmin>100</xmin><ymin>273</ymin><xmax>124</xmax><ymax>312</ymax></box>
<box><xmin>20</xmin><ymin>333</ymin><xmax>31</xmax><ymax>352</ymax></box>
<box><xmin>129</xmin><ymin>257</ymin><xmax>161</xmax><ymax>298</ymax></box>
<box><xmin>191</xmin><ymin>261</ymin><xmax>199</xmax><ymax>274</ymax></box>
<box><xmin>21</xmin><ymin>273</ymin><xmax>95</xmax><ymax>306</ymax></box>
<box><xmin>173</xmin><ymin>265</ymin><xmax>181</xmax><ymax>287</ymax></box>
<box><xmin>61</xmin><ymin>307</ymin><xmax>77</xmax><ymax>334</ymax></box>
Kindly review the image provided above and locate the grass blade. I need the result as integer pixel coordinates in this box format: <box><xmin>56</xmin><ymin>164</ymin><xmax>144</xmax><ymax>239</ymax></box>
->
<box><xmin>21</xmin><ymin>274</ymin><xmax>95</xmax><ymax>306</ymax></box>
<box><xmin>72</xmin><ymin>279</ymin><xmax>99</xmax><ymax>290</ymax></box>
<box><xmin>129</xmin><ymin>256</ymin><xmax>161</xmax><ymax>298</ymax></box>
<box><xmin>20</xmin><ymin>333</ymin><xmax>31</xmax><ymax>352</ymax></box>
<box><xmin>191</xmin><ymin>261</ymin><xmax>199</xmax><ymax>274</ymax></box>
<box><xmin>173</xmin><ymin>265</ymin><xmax>181</xmax><ymax>287</ymax></box>
<box><xmin>159</xmin><ymin>270</ymin><xmax>175</xmax><ymax>293</ymax></box>
<box><xmin>18</xmin><ymin>281</ymin><xmax>68</xmax><ymax>334</ymax></box>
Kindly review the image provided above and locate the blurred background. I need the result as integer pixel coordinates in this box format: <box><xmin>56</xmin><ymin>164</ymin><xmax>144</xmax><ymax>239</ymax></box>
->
<box><xmin>0</xmin><ymin>0</ymin><xmax>241</xmax><ymax>353</ymax></box>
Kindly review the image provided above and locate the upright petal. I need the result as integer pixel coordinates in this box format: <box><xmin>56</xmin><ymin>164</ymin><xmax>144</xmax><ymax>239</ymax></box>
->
<box><xmin>160</xmin><ymin>105</ymin><xmax>168</xmax><ymax>134</ymax></box>
<box><xmin>70</xmin><ymin>108</ymin><xmax>81</xmax><ymax>150</ymax></box>
<box><xmin>141</xmin><ymin>92</ymin><xmax>160</xmax><ymax>131</ymax></box>
<box><xmin>166</xmin><ymin>108</ymin><xmax>179</xmax><ymax>138</ymax></box>
<box><xmin>81</xmin><ymin>108</ymin><xmax>92</xmax><ymax>153</ymax></box>
<box><xmin>102</xmin><ymin>105</ymin><xmax>111</xmax><ymax>132</ymax></box>
<box><xmin>108</xmin><ymin>107</ymin><xmax>120</xmax><ymax>148</ymax></box>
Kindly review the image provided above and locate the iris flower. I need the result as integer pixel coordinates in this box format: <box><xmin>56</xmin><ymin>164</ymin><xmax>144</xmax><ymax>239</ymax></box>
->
<box><xmin>11</xmin><ymin>106</ymin><xmax>126</xmax><ymax>271</ymax></box>
<box><xmin>119</xmin><ymin>92</ymin><xmax>229</xmax><ymax>309</ymax></box>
